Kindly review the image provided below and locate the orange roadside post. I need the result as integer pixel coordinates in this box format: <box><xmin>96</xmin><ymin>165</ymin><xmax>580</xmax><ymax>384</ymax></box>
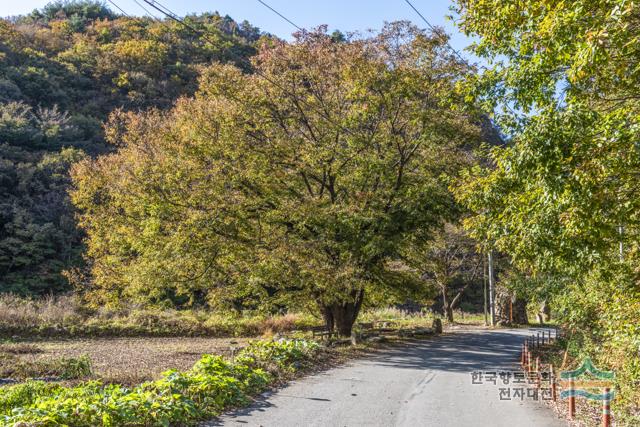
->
<box><xmin>603</xmin><ymin>387</ymin><xmax>611</xmax><ymax>427</ymax></box>
<box><xmin>569</xmin><ymin>378</ymin><xmax>576</xmax><ymax>419</ymax></box>
<box><xmin>550</xmin><ymin>364</ymin><xmax>557</xmax><ymax>402</ymax></box>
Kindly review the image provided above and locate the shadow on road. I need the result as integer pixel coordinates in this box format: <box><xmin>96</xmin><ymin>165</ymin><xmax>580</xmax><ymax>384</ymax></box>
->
<box><xmin>207</xmin><ymin>328</ymin><xmax>553</xmax><ymax>426</ymax></box>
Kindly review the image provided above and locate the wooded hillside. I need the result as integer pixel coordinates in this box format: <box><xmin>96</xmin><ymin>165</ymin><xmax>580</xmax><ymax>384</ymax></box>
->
<box><xmin>0</xmin><ymin>1</ymin><xmax>263</xmax><ymax>295</ymax></box>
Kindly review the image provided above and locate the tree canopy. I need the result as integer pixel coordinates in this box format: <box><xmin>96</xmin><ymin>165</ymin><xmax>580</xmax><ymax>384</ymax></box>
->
<box><xmin>71</xmin><ymin>23</ymin><xmax>486</xmax><ymax>334</ymax></box>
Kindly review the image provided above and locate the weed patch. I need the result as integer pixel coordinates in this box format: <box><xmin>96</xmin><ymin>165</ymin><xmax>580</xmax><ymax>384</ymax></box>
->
<box><xmin>0</xmin><ymin>339</ymin><xmax>320</xmax><ymax>426</ymax></box>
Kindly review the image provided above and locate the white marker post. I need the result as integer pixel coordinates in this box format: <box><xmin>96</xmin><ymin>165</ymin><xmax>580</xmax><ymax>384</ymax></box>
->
<box><xmin>488</xmin><ymin>250</ymin><xmax>495</xmax><ymax>326</ymax></box>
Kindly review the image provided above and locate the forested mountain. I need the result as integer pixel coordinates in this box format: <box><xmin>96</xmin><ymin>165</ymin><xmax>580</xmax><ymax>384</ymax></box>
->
<box><xmin>0</xmin><ymin>0</ymin><xmax>264</xmax><ymax>295</ymax></box>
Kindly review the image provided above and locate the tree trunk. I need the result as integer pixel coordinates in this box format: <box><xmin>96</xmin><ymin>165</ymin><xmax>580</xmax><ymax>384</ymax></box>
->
<box><xmin>448</xmin><ymin>282</ymin><xmax>472</xmax><ymax>324</ymax></box>
<box><xmin>495</xmin><ymin>292</ymin><xmax>528</xmax><ymax>325</ymax></box>
<box><xmin>540</xmin><ymin>300</ymin><xmax>550</xmax><ymax>322</ymax></box>
<box><xmin>441</xmin><ymin>287</ymin><xmax>454</xmax><ymax>323</ymax></box>
<box><xmin>494</xmin><ymin>289</ymin><xmax>511</xmax><ymax>325</ymax></box>
<box><xmin>321</xmin><ymin>288</ymin><xmax>364</xmax><ymax>337</ymax></box>
<box><xmin>512</xmin><ymin>297</ymin><xmax>528</xmax><ymax>325</ymax></box>
<box><xmin>321</xmin><ymin>305</ymin><xmax>334</xmax><ymax>332</ymax></box>
<box><xmin>445</xmin><ymin>306</ymin><xmax>454</xmax><ymax>323</ymax></box>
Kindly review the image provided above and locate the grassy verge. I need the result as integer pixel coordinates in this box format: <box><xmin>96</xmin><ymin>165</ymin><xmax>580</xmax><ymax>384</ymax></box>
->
<box><xmin>0</xmin><ymin>339</ymin><xmax>322</xmax><ymax>426</ymax></box>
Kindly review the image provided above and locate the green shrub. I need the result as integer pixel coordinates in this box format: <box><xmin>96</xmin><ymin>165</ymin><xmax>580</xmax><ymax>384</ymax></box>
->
<box><xmin>237</xmin><ymin>339</ymin><xmax>320</xmax><ymax>374</ymax></box>
<box><xmin>0</xmin><ymin>381</ymin><xmax>61</xmax><ymax>416</ymax></box>
<box><xmin>0</xmin><ymin>339</ymin><xmax>319</xmax><ymax>426</ymax></box>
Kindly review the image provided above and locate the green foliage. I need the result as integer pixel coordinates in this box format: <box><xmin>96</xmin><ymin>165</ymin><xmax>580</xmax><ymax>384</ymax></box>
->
<box><xmin>0</xmin><ymin>381</ymin><xmax>62</xmax><ymax>416</ymax></box>
<box><xmin>454</xmin><ymin>0</ymin><xmax>640</xmax><ymax>416</ymax></box>
<box><xmin>71</xmin><ymin>23</ymin><xmax>485</xmax><ymax>334</ymax></box>
<box><xmin>236</xmin><ymin>339</ymin><xmax>320</xmax><ymax>374</ymax></box>
<box><xmin>0</xmin><ymin>339</ymin><xmax>318</xmax><ymax>426</ymax></box>
<box><xmin>0</xmin><ymin>3</ymin><xmax>263</xmax><ymax>295</ymax></box>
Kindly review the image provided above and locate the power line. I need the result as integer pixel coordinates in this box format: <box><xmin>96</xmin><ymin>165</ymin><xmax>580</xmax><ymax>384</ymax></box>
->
<box><xmin>256</xmin><ymin>0</ymin><xmax>303</xmax><ymax>31</ymax></box>
<box><xmin>138</xmin><ymin>0</ymin><xmax>360</xmax><ymax>138</ymax></box>
<box><xmin>105</xmin><ymin>0</ymin><xmax>173</xmax><ymax>43</ymax></box>
<box><xmin>402</xmin><ymin>0</ymin><xmax>470</xmax><ymax>67</ymax></box>
<box><xmin>402</xmin><ymin>0</ymin><xmax>519</xmax><ymax>117</ymax></box>
<box><xmin>105</xmin><ymin>0</ymin><xmax>131</xmax><ymax>17</ymax></box>
<box><xmin>132</xmin><ymin>0</ymin><xmax>162</xmax><ymax>21</ymax></box>
<box><xmin>131</xmin><ymin>0</ymin><xmax>176</xmax><ymax>34</ymax></box>
<box><xmin>144</xmin><ymin>0</ymin><xmax>182</xmax><ymax>21</ymax></box>
<box><xmin>140</xmin><ymin>0</ymin><xmax>204</xmax><ymax>36</ymax></box>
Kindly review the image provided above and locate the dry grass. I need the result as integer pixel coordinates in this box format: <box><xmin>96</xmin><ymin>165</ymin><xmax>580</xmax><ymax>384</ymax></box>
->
<box><xmin>0</xmin><ymin>294</ymin><xmax>318</xmax><ymax>338</ymax></box>
<box><xmin>0</xmin><ymin>294</ymin><xmax>487</xmax><ymax>339</ymax></box>
<box><xmin>0</xmin><ymin>294</ymin><xmax>84</xmax><ymax>330</ymax></box>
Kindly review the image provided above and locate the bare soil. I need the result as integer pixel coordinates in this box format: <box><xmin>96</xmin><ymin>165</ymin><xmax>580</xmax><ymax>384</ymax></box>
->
<box><xmin>5</xmin><ymin>337</ymin><xmax>249</xmax><ymax>385</ymax></box>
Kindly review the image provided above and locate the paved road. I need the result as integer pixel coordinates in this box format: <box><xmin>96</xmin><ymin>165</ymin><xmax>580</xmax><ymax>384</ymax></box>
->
<box><xmin>212</xmin><ymin>328</ymin><xmax>566</xmax><ymax>427</ymax></box>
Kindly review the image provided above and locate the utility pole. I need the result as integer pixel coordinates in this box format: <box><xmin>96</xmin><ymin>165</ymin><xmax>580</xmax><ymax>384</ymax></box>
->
<box><xmin>488</xmin><ymin>249</ymin><xmax>495</xmax><ymax>326</ymax></box>
<box><xmin>483</xmin><ymin>252</ymin><xmax>488</xmax><ymax>326</ymax></box>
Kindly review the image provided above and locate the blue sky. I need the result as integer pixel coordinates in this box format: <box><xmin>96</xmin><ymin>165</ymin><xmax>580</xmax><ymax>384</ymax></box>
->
<box><xmin>4</xmin><ymin>1</ymin><xmax>480</xmax><ymax>64</ymax></box>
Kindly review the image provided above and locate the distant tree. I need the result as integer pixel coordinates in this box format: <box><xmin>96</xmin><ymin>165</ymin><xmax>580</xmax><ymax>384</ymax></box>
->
<box><xmin>0</xmin><ymin>146</ymin><xmax>86</xmax><ymax>295</ymax></box>
<box><xmin>28</xmin><ymin>1</ymin><xmax>116</xmax><ymax>25</ymax></box>
<box><xmin>405</xmin><ymin>224</ymin><xmax>482</xmax><ymax>323</ymax></box>
<box><xmin>330</xmin><ymin>30</ymin><xmax>346</xmax><ymax>43</ymax></box>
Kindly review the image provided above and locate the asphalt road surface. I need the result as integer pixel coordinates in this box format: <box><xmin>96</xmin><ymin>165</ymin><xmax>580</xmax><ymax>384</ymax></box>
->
<box><xmin>212</xmin><ymin>328</ymin><xmax>566</xmax><ymax>427</ymax></box>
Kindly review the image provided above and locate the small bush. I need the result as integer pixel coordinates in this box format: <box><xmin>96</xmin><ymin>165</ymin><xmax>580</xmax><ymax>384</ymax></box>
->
<box><xmin>237</xmin><ymin>339</ymin><xmax>320</xmax><ymax>374</ymax></box>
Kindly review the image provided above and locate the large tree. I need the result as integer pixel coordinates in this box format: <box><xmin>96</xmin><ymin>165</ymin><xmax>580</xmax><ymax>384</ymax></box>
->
<box><xmin>71</xmin><ymin>23</ymin><xmax>484</xmax><ymax>335</ymax></box>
